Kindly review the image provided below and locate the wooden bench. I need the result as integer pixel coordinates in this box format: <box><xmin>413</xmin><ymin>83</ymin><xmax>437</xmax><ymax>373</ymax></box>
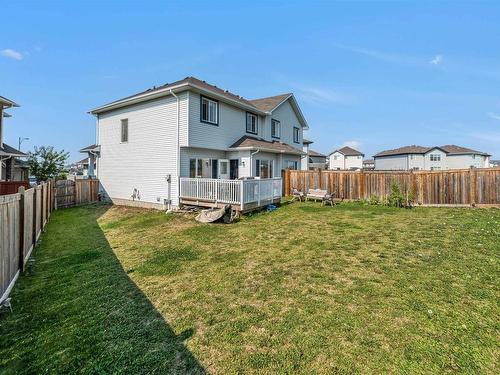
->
<box><xmin>306</xmin><ymin>189</ymin><xmax>341</xmax><ymax>206</ymax></box>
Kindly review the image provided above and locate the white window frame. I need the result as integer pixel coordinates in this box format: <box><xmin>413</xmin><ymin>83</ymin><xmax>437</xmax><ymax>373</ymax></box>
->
<box><xmin>201</xmin><ymin>96</ymin><xmax>218</xmax><ymax>125</ymax></box>
<box><xmin>430</xmin><ymin>154</ymin><xmax>441</xmax><ymax>162</ymax></box>
<box><xmin>246</xmin><ymin>112</ymin><xmax>258</xmax><ymax>134</ymax></box>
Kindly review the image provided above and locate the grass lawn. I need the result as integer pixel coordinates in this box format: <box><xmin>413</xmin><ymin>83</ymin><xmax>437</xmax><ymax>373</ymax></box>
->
<box><xmin>1</xmin><ymin>202</ymin><xmax>498</xmax><ymax>374</ymax></box>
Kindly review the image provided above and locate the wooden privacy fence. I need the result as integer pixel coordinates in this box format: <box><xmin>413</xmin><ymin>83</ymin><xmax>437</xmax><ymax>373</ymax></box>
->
<box><xmin>282</xmin><ymin>168</ymin><xmax>500</xmax><ymax>206</ymax></box>
<box><xmin>1</xmin><ymin>179</ymin><xmax>100</xmax><ymax>308</ymax></box>
<box><xmin>55</xmin><ymin>179</ymin><xmax>99</xmax><ymax>208</ymax></box>
<box><xmin>0</xmin><ymin>180</ymin><xmax>54</xmax><ymax>306</ymax></box>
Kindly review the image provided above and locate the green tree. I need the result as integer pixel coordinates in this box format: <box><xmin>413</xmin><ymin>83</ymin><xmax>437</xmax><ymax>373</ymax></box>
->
<box><xmin>28</xmin><ymin>146</ymin><xmax>69</xmax><ymax>182</ymax></box>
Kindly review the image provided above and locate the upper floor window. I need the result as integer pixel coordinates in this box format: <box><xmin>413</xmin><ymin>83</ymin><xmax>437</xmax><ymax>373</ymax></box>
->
<box><xmin>271</xmin><ymin>119</ymin><xmax>281</xmax><ymax>138</ymax></box>
<box><xmin>334</xmin><ymin>155</ymin><xmax>338</xmax><ymax>160</ymax></box>
<box><xmin>293</xmin><ymin>127</ymin><xmax>300</xmax><ymax>143</ymax></box>
<box><xmin>430</xmin><ymin>154</ymin><xmax>441</xmax><ymax>161</ymax></box>
<box><xmin>201</xmin><ymin>96</ymin><xmax>218</xmax><ymax>125</ymax></box>
<box><xmin>121</xmin><ymin>119</ymin><xmax>128</xmax><ymax>142</ymax></box>
<box><xmin>246</xmin><ymin>112</ymin><xmax>258</xmax><ymax>134</ymax></box>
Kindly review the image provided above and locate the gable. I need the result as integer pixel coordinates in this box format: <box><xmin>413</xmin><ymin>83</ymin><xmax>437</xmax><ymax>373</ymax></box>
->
<box><xmin>270</xmin><ymin>97</ymin><xmax>308</xmax><ymax>129</ymax></box>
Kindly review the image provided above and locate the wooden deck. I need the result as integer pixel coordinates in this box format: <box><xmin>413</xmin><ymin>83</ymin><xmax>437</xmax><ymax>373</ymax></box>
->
<box><xmin>179</xmin><ymin>177</ymin><xmax>282</xmax><ymax>212</ymax></box>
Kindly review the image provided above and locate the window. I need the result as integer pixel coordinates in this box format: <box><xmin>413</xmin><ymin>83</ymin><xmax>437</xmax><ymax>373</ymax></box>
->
<box><xmin>430</xmin><ymin>154</ymin><xmax>441</xmax><ymax>161</ymax></box>
<box><xmin>293</xmin><ymin>127</ymin><xmax>300</xmax><ymax>143</ymax></box>
<box><xmin>430</xmin><ymin>166</ymin><xmax>441</xmax><ymax>171</ymax></box>
<box><xmin>121</xmin><ymin>119</ymin><xmax>128</xmax><ymax>142</ymax></box>
<box><xmin>357</xmin><ymin>156</ymin><xmax>361</xmax><ymax>159</ymax></box>
<box><xmin>286</xmin><ymin>160</ymin><xmax>298</xmax><ymax>170</ymax></box>
<box><xmin>189</xmin><ymin>158</ymin><xmax>218</xmax><ymax>178</ymax></box>
<box><xmin>271</xmin><ymin>119</ymin><xmax>281</xmax><ymax>138</ymax></box>
<box><xmin>256</xmin><ymin>159</ymin><xmax>273</xmax><ymax>178</ymax></box>
<box><xmin>246</xmin><ymin>112</ymin><xmax>258</xmax><ymax>134</ymax></box>
<box><xmin>334</xmin><ymin>155</ymin><xmax>338</xmax><ymax>160</ymax></box>
<box><xmin>201</xmin><ymin>96</ymin><xmax>218</xmax><ymax>125</ymax></box>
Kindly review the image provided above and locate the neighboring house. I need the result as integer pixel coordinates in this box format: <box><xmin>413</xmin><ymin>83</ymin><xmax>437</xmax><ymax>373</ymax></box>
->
<box><xmin>362</xmin><ymin>159</ymin><xmax>375</xmax><ymax>170</ymax></box>
<box><xmin>68</xmin><ymin>156</ymin><xmax>97</xmax><ymax>178</ymax></box>
<box><xmin>88</xmin><ymin>76</ymin><xmax>308</xmax><ymax>209</ymax></box>
<box><xmin>301</xmin><ymin>139</ymin><xmax>326</xmax><ymax>170</ymax></box>
<box><xmin>490</xmin><ymin>160</ymin><xmax>500</xmax><ymax>168</ymax></box>
<box><xmin>328</xmin><ymin>146</ymin><xmax>364</xmax><ymax>170</ymax></box>
<box><xmin>0</xmin><ymin>95</ymin><xmax>28</xmax><ymax>181</ymax></box>
<box><xmin>373</xmin><ymin>145</ymin><xmax>491</xmax><ymax>171</ymax></box>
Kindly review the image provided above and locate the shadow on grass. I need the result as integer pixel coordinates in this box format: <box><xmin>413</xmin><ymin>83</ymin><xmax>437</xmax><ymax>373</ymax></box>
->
<box><xmin>0</xmin><ymin>204</ymin><xmax>205</xmax><ymax>374</ymax></box>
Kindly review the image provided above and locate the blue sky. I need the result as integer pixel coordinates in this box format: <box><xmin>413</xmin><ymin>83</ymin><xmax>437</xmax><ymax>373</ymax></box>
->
<box><xmin>2</xmin><ymin>0</ymin><xmax>500</xmax><ymax>162</ymax></box>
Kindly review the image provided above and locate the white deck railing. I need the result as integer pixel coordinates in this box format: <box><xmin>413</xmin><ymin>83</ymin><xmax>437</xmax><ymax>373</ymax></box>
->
<box><xmin>180</xmin><ymin>177</ymin><xmax>282</xmax><ymax>210</ymax></box>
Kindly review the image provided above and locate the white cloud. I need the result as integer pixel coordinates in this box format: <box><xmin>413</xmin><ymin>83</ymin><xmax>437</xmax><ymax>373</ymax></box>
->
<box><xmin>342</xmin><ymin>140</ymin><xmax>361</xmax><ymax>150</ymax></box>
<box><xmin>430</xmin><ymin>55</ymin><xmax>443</xmax><ymax>65</ymax></box>
<box><xmin>1</xmin><ymin>48</ymin><xmax>23</xmax><ymax>60</ymax></box>
<box><xmin>487</xmin><ymin>112</ymin><xmax>500</xmax><ymax>121</ymax></box>
<box><xmin>296</xmin><ymin>86</ymin><xmax>353</xmax><ymax>106</ymax></box>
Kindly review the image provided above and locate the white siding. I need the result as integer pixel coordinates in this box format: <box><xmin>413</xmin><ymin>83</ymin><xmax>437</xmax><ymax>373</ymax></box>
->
<box><xmin>345</xmin><ymin>155</ymin><xmax>363</xmax><ymax>170</ymax></box>
<box><xmin>374</xmin><ymin>155</ymin><xmax>409</xmax><ymax>170</ymax></box>
<box><xmin>180</xmin><ymin>147</ymin><xmax>226</xmax><ymax>177</ymax></box>
<box><xmin>97</xmin><ymin>93</ymin><xmax>188</xmax><ymax>207</ymax></box>
<box><xmin>447</xmin><ymin>154</ymin><xmax>489</xmax><ymax>169</ymax></box>
<box><xmin>188</xmin><ymin>92</ymin><xmax>265</xmax><ymax>149</ymax></box>
<box><xmin>328</xmin><ymin>152</ymin><xmax>344</xmax><ymax>170</ymax></box>
<box><xmin>270</xmin><ymin>100</ymin><xmax>303</xmax><ymax>148</ymax></box>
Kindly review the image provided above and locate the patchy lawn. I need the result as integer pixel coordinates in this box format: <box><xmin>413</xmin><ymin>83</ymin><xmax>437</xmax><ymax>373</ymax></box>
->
<box><xmin>1</xmin><ymin>202</ymin><xmax>498</xmax><ymax>374</ymax></box>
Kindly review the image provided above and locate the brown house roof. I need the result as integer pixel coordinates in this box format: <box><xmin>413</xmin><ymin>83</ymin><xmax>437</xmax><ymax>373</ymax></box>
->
<box><xmin>439</xmin><ymin>144</ymin><xmax>490</xmax><ymax>155</ymax></box>
<box><xmin>0</xmin><ymin>95</ymin><xmax>19</xmax><ymax>108</ymax></box>
<box><xmin>309</xmin><ymin>149</ymin><xmax>326</xmax><ymax>157</ymax></box>
<box><xmin>248</xmin><ymin>93</ymin><xmax>292</xmax><ymax>112</ymax></box>
<box><xmin>0</xmin><ymin>143</ymin><xmax>27</xmax><ymax>157</ymax></box>
<box><xmin>374</xmin><ymin>144</ymin><xmax>490</xmax><ymax>157</ymax></box>
<box><xmin>374</xmin><ymin>145</ymin><xmax>430</xmax><ymax>157</ymax></box>
<box><xmin>332</xmin><ymin>146</ymin><xmax>364</xmax><ymax>157</ymax></box>
<box><xmin>229</xmin><ymin>135</ymin><xmax>303</xmax><ymax>154</ymax></box>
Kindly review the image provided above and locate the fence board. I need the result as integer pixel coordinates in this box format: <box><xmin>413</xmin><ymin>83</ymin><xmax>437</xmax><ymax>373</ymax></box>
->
<box><xmin>0</xmin><ymin>194</ymin><xmax>21</xmax><ymax>304</ymax></box>
<box><xmin>283</xmin><ymin>168</ymin><xmax>500</xmax><ymax>206</ymax></box>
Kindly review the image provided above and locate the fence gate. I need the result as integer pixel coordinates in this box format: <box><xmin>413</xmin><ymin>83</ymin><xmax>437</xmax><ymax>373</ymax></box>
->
<box><xmin>55</xmin><ymin>180</ymin><xmax>76</xmax><ymax>208</ymax></box>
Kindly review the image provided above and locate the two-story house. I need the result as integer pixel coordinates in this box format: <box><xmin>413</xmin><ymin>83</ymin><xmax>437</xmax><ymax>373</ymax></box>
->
<box><xmin>87</xmin><ymin>77</ymin><xmax>308</xmax><ymax>210</ymax></box>
<box><xmin>328</xmin><ymin>146</ymin><xmax>364</xmax><ymax>170</ymax></box>
<box><xmin>1</xmin><ymin>95</ymin><xmax>28</xmax><ymax>181</ymax></box>
<box><xmin>373</xmin><ymin>145</ymin><xmax>491</xmax><ymax>170</ymax></box>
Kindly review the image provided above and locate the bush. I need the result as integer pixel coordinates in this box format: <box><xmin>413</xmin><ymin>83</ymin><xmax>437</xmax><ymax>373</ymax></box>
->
<box><xmin>387</xmin><ymin>181</ymin><xmax>414</xmax><ymax>208</ymax></box>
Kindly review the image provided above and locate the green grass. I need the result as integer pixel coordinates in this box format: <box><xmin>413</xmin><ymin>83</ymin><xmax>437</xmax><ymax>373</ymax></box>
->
<box><xmin>1</xmin><ymin>202</ymin><xmax>499</xmax><ymax>374</ymax></box>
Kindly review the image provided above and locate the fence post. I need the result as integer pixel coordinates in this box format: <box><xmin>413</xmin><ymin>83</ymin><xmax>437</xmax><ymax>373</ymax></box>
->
<box><xmin>32</xmin><ymin>187</ymin><xmax>37</xmax><ymax>247</ymax></box>
<box><xmin>469</xmin><ymin>167</ymin><xmax>476</xmax><ymax>206</ymax></box>
<box><xmin>359</xmin><ymin>170</ymin><xmax>365</xmax><ymax>199</ymax></box>
<box><xmin>18</xmin><ymin>186</ymin><xmax>25</xmax><ymax>272</ymax></box>
<box><xmin>257</xmin><ymin>179</ymin><xmax>261</xmax><ymax>206</ymax></box>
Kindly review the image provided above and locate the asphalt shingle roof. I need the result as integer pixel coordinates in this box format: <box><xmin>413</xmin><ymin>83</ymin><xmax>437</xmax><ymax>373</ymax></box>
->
<box><xmin>0</xmin><ymin>143</ymin><xmax>27</xmax><ymax>157</ymax></box>
<box><xmin>374</xmin><ymin>144</ymin><xmax>490</xmax><ymax>157</ymax></box>
<box><xmin>229</xmin><ymin>135</ymin><xmax>303</xmax><ymax>154</ymax></box>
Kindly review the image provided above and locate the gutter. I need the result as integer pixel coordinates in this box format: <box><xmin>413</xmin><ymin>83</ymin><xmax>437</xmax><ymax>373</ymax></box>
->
<box><xmin>249</xmin><ymin>149</ymin><xmax>260</xmax><ymax>176</ymax></box>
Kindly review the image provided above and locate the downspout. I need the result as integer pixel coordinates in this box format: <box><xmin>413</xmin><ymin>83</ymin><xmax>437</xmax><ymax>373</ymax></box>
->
<box><xmin>169</xmin><ymin>89</ymin><xmax>180</xmax><ymax>210</ymax></box>
<box><xmin>250</xmin><ymin>149</ymin><xmax>260</xmax><ymax>177</ymax></box>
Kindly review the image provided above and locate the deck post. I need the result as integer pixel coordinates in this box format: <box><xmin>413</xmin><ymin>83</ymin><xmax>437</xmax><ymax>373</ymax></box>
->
<box><xmin>215</xmin><ymin>179</ymin><xmax>219</xmax><ymax>202</ymax></box>
<box><xmin>257</xmin><ymin>179</ymin><xmax>261</xmax><ymax>207</ymax></box>
<box><xmin>240</xmin><ymin>180</ymin><xmax>244</xmax><ymax>211</ymax></box>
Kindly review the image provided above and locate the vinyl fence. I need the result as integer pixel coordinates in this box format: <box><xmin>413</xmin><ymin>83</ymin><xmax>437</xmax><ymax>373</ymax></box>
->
<box><xmin>282</xmin><ymin>168</ymin><xmax>500</xmax><ymax>206</ymax></box>
<box><xmin>1</xmin><ymin>179</ymin><xmax>100</xmax><ymax>307</ymax></box>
